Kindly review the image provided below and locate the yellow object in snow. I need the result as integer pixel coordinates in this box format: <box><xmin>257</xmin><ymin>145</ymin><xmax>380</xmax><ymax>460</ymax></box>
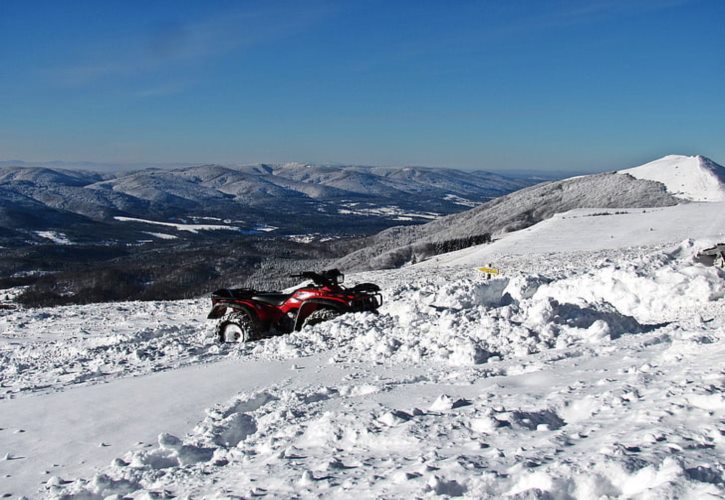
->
<box><xmin>477</xmin><ymin>266</ymin><xmax>499</xmax><ymax>275</ymax></box>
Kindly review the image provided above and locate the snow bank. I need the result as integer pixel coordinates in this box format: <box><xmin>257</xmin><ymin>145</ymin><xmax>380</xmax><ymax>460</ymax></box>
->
<box><xmin>534</xmin><ymin>239</ymin><xmax>725</xmax><ymax>323</ymax></box>
<box><xmin>248</xmin><ymin>240</ymin><xmax>724</xmax><ymax>366</ymax></box>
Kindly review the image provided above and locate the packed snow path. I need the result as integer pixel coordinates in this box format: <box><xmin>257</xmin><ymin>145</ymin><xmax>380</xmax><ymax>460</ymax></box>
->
<box><xmin>1</xmin><ymin>239</ymin><xmax>724</xmax><ymax>498</ymax></box>
<box><xmin>0</xmin><ymin>355</ymin><xmax>363</xmax><ymax>498</ymax></box>
<box><xmin>2</xmin><ymin>359</ymin><xmax>272</xmax><ymax>496</ymax></box>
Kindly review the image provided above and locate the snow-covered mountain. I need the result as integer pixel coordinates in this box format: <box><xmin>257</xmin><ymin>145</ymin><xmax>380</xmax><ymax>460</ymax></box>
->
<box><xmin>2</xmin><ymin>199</ymin><xmax>723</xmax><ymax>498</ymax></box>
<box><xmin>0</xmin><ymin>163</ymin><xmax>536</xmax><ymax>244</ymax></box>
<box><xmin>336</xmin><ymin>154</ymin><xmax>724</xmax><ymax>271</ymax></box>
<box><xmin>619</xmin><ymin>154</ymin><xmax>725</xmax><ymax>202</ymax></box>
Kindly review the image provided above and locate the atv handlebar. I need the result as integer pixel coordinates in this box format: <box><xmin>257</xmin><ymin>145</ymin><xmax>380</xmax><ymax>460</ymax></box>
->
<box><xmin>289</xmin><ymin>271</ymin><xmax>318</xmax><ymax>280</ymax></box>
<box><xmin>290</xmin><ymin>269</ymin><xmax>344</xmax><ymax>286</ymax></box>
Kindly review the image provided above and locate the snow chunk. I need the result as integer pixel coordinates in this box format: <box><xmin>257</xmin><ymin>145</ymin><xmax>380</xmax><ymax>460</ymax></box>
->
<box><xmin>429</xmin><ymin>394</ymin><xmax>471</xmax><ymax>411</ymax></box>
<box><xmin>211</xmin><ymin>413</ymin><xmax>257</xmax><ymax>447</ymax></box>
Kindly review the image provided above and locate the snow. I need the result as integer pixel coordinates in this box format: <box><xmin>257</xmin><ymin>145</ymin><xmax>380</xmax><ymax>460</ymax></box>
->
<box><xmin>113</xmin><ymin>216</ymin><xmax>239</xmax><ymax>233</ymax></box>
<box><xmin>287</xmin><ymin>233</ymin><xmax>341</xmax><ymax>244</ymax></box>
<box><xmin>142</xmin><ymin>232</ymin><xmax>178</xmax><ymax>240</ymax></box>
<box><xmin>444</xmin><ymin>193</ymin><xmax>479</xmax><ymax>207</ymax></box>
<box><xmin>114</xmin><ymin>217</ymin><xmax>276</xmax><ymax>234</ymax></box>
<box><xmin>288</xmin><ymin>234</ymin><xmax>318</xmax><ymax>244</ymax></box>
<box><xmin>2</xmin><ymin>204</ymin><xmax>725</xmax><ymax>498</ymax></box>
<box><xmin>0</xmin><ymin>287</ymin><xmax>26</xmax><ymax>304</ymax></box>
<box><xmin>337</xmin><ymin>204</ymin><xmax>440</xmax><ymax>220</ymax></box>
<box><xmin>619</xmin><ymin>154</ymin><xmax>725</xmax><ymax>202</ymax></box>
<box><xmin>336</xmin><ymin>171</ymin><xmax>678</xmax><ymax>271</ymax></box>
<box><xmin>34</xmin><ymin>231</ymin><xmax>72</xmax><ymax>245</ymax></box>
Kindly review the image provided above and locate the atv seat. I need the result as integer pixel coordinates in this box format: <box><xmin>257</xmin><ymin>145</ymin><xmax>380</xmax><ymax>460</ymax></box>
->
<box><xmin>252</xmin><ymin>293</ymin><xmax>292</xmax><ymax>306</ymax></box>
<box><xmin>212</xmin><ymin>288</ymin><xmax>255</xmax><ymax>300</ymax></box>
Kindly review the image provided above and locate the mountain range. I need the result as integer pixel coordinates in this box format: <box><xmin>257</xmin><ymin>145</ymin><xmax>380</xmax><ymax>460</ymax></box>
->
<box><xmin>0</xmin><ymin>163</ymin><xmax>538</xmax><ymax>246</ymax></box>
<box><xmin>3</xmin><ymin>154</ymin><xmax>722</xmax><ymax>273</ymax></box>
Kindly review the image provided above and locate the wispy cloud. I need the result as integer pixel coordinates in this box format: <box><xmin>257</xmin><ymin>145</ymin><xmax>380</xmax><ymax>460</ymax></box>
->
<box><xmin>52</xmin><ymin>2</ymin><xmax>334</xmax><ymax>87</ymax></box>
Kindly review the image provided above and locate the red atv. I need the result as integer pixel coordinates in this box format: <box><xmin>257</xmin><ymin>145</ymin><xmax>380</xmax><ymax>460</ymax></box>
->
<box><xmin>207</xmin><ymin>269</ymin><xmax>382</xmax><ymax>342</ymax></box>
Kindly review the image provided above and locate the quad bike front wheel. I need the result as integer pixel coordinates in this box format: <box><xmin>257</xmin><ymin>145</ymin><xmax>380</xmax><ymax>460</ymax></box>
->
<box><xmin>302</xmin><ymin>308</ymin><xmax>341</xmax><ymax>329</ymax></box>
<box><xmin>216</xmin><ymin>311</ymin><xmax>257</xmax><ymax>343</ymax></box>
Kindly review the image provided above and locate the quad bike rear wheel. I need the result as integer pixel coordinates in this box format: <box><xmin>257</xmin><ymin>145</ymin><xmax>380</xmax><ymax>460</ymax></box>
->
<box><xmin>217</xmin><ymin>311</ymin><xmax>257</xmax><ymax>343</ymax></box>
<box><xmin>302</xmin><ymin>308</ymin><xmax>341</xmax><ymax>329</ymax></box>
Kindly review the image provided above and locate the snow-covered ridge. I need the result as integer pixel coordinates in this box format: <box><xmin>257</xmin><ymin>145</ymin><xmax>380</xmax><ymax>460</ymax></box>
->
<box><xmin>425</xmin><ymin>202</ymin><xmax>725</xmax><ymax>267</ymax></box>
<box><xmin>336</xmin><ymin>154</ymin><xmax>724</xmax><ymax>272</ymax></box>
<box><xmin>619</xmin><ymin>154</ymin><xmax>725</xmax><ymax>202</ymax></box>
<box><xmin>0</xmin><ymin>162</ymin><xmax>540</xmax><ymax>245</ymax></box>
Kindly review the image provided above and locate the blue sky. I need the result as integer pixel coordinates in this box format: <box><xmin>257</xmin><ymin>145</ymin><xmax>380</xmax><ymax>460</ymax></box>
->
<box><xmin>1</xmin><ymin>0</ymin><xmax>723</xmax><ymax>172</ymax></box>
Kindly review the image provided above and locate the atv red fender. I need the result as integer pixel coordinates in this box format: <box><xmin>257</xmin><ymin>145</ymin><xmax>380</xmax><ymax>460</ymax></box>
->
<box><xmin>207</xmin><ymin>303</ymin><xmax>257</xmax><ymax>320</ymax></box>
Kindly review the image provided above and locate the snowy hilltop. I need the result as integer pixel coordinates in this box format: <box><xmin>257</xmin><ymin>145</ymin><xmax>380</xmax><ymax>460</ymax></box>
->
<box><xmin>619</xmin><ymin>154</ymin><xmax>725</xmax><ymax>202</ymax></box>
<box><xmin>1</xmin><ymin>189</ymin><xmax>724</xmax><ymax>498</ymax></box>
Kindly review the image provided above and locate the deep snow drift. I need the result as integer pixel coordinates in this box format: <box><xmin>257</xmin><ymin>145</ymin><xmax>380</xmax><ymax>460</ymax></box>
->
<box><xmin>1</xmin><ymin>206</ymin><xmax>724</xmax><ymax>498</ymax></box>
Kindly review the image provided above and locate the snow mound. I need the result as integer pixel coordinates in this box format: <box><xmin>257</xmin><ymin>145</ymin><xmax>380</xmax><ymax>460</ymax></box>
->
<box><xmin>620</xmin><ymin>154</ymin><xmax>725</xmax><ymax>202</ymax></box>
<box><xmin>533</xmin><ymin>239</ymin><xmax>725</xmax><ymax>323</ymax></box>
